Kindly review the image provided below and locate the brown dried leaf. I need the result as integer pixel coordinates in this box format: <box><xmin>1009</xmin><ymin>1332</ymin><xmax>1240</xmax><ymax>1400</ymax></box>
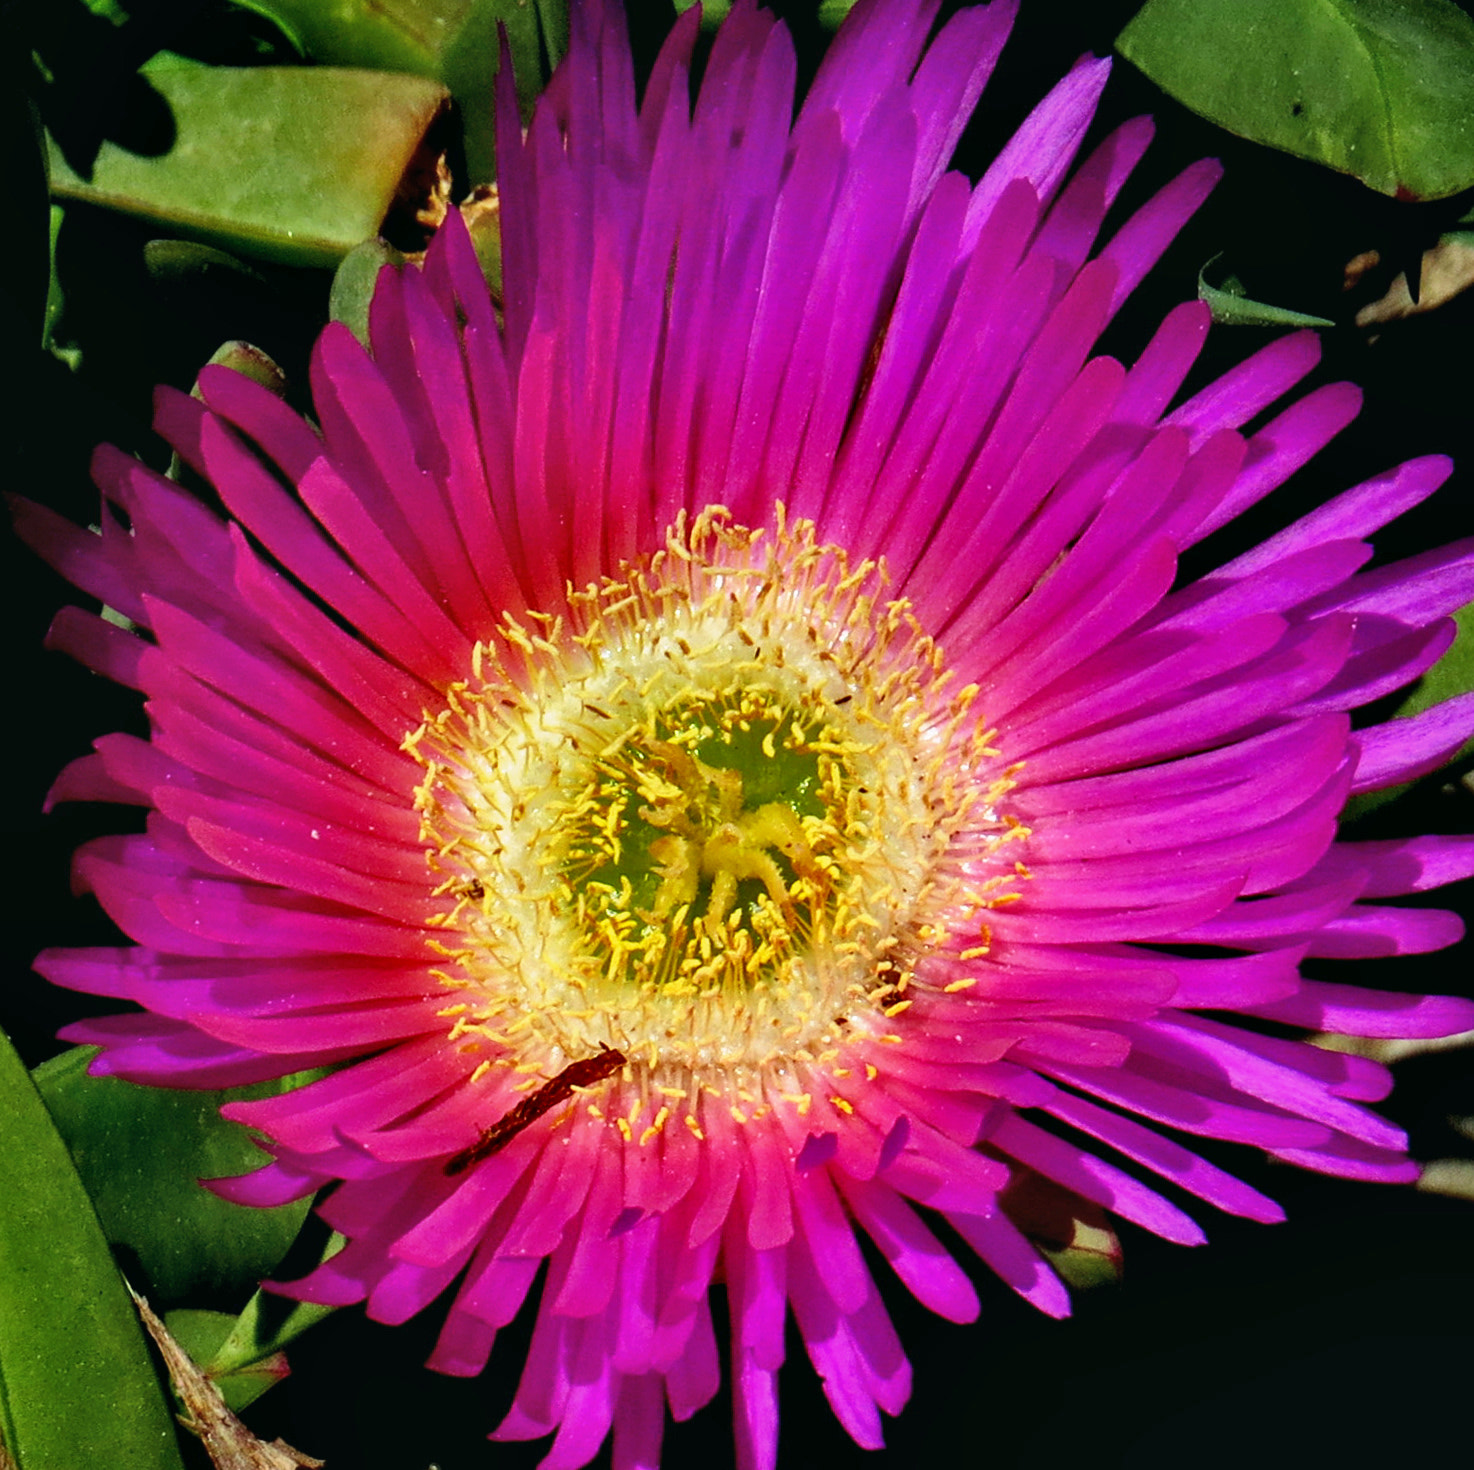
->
<box><xmin>1313</xmin><ymin>1026</ymin><xmax>1474</xmax><ymax>1064</ymax></box>
<box><xmin>128</xmin><ymin>1285</ymin><xmax>323</xmax><ymax>1470</ymax></box>
<box><xmin>1343</xmin><ymin>248</ymin><xmax>1384</xmax><ymax>291</ymax></box>
<box><xmin>1417</xmin><ymin>1157</ymin><xmax>1474</xmax><ymax>1199</ymax></box>
<box><xmin>1354</xmin><ymin>235</ymin><xmax>1474</xmax><ymax>324</ymax></box>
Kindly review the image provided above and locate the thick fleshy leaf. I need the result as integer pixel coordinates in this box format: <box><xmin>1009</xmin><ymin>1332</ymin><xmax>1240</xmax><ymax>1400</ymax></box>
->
<box><xmin>208</xmin><ymin>1290</ymin><xmax>339</xmax><ymax>1404</ymax></box>
<box><xmin>331</xmin><ymin>240</ymin><xmax>409</xmax><ymax>346</ymax></box>
<box><xmin>1397</xmin><ymin>601</ymin><xmax>1474</xmax><ymax>727</ymax></box>
<box><xmin>181</xmin><ymin>1234</ymin><xmax>346</xmax><ymax>1413</ymax></box>
<box><xmin>78</xmin><ymin>0</ymin><xmax>135</xmax><ymax>21</ymax></box>
<box><xmin>32</xmin><ymin>1047</ymin><xmax>317</xmax><ymax>1305</ymax></box>
<box><xmin>230</xmin><ymin>0</ymin><xmax>565</xmax><ymax>180</ymax></box>
<box><xmin>675</xmin><ymin>1</ymin><xmax>857</xmax><ymax>31</ymax></box>
<box><xmin>673</xmin><ymin>0</ymin><xmax>732</xmax><ymax>27</ymax></box>
<box><xmin>42</xmin><ymin>205</ymin><xmax>81</xmax><ymax>370</ymax></box>
<box><xmin>1000</xmin><ymin>1168</ymin><xmax>1124</xmax><ymax>1290</ymax></box>
<box><xmin>141</xmin><ymin>239</ymin><xmax>265</xmax><ymax>284</ymax></box>
<box><xmin>144</xmin><ymin>1237</ymin><xmax>344</xmax><ymax>1416</ymax></box>
<box><xmin>196</xmin><ymin>340</ymin><xmax>289</xmax><ymax>398</ymax></box>
<box><xmin>330</xmin><ymin>195</ymin><xmax>501</xmax><ymax>347</ymax></box>
<box><xmin>46</xmin><ymin>65</ymin><xmax>450</xmax><ymax>268</ymax></box>
<box><xmin>1345</xmin><ymin>600</ymin><xmax>1474</xmax><ymax>820</ymax></box>
<box><xmin>1118</xmin><ymin>0</ymin><xmax>1474</xmax><ymax>199</ymax></box>
<box><xmin>0</xmin><ymin>1029</ymin><xmax>184</xmax><ymax>1470</ymax></box>
<box><xmin>164</xmin><ymin>1310</ymin><xmax>289</xmax><ymax>1414</ymax></box>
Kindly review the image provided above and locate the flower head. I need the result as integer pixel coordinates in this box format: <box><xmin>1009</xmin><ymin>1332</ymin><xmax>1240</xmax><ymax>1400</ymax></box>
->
<box><xmin>17</xmin><ymin>0</ymin><xmax>1474</xmax><ymax>1465</ymax></box>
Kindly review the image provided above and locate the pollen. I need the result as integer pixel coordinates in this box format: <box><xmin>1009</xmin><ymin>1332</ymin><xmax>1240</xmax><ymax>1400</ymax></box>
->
<box><xmin>405</xmin><ymin>507</ymin><xmax>1026</xmax><ymax>1121</ymax></box>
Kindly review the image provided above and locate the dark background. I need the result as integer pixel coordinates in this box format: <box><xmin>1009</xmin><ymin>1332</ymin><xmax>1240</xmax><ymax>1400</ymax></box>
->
<box><xmin>2</xmin><ymin>1</ymin><xmax>1472</xmax><ymax>1466</ymax></box>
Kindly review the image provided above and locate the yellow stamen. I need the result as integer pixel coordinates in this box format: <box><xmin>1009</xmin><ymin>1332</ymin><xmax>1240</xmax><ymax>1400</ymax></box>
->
<box><xmin>401</xmin><ymin>507</ymin><xmax>1027</xmax><ymax>1124</ymax></box>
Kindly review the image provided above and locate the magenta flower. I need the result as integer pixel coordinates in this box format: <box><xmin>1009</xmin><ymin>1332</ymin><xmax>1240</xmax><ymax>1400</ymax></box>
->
<box><xmin>17</xmin><ymin>0</ymin><xmax>1474</xmax><ymax>1465</ymax></box>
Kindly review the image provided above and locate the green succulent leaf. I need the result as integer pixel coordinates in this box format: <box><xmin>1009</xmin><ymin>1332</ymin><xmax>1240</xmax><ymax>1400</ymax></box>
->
<box><xmin>1413</xmin><ymin>601</ymin><xmax>1474</xmax><ymax>722</ymax></box>
<box><xmin>1041</xmin><ymin>1231</ymin><xmax>1126</xmax><ymax>1291</ymax></box>
<box><xmin>150</xmin><ymin>1231</ymin><xmax>346</xmax><ymax>1414</ymax></box>
<box><xmin>42</xmin><ymin>205</ymin><xmax>82</xmax><ymax>370</ymax></box>
<box><xmin>161</xmin><ymin>1309</ymin><xmax>288</xmax><ymax>1414</ymax></box>
<box><xmin>1197</xmin><ymin>253</ymin><xmax>1336</xmax><ymax>327</ymax></box>
<box><xmin>230</xmin><ymin>0</ymin><xmax>567</xmax><ymax>183</ymax></box>
<box><xmin>47</xmin><ymin>65</ymin><xmax>451</xmax><ymax>268</ymax></box>
<box><xmin>80</xmin><ymin>0</ymin><xmax>130</xmax><ymax>24</ymax></box>
<box><xmin>673</xmin><ymin>0</ymin><xmax>732</xmax><ymax>25</ymax></box>
<box><xmin>1002</xmin><ymin>1169</ymin><xmax>1123</xmax><ymax>1291</ymax></box>
<box><xmin>1343</xmin><ymin>599</ymin><xmax>1474</xmax><ymax>822</ymax></box>
<box><xmin>0</xmin><ymin>1029</ymin><xmax>184</xmax><ymax>1470</ymax></box>
<box><xmin>676</xmin><ymin>0</ymin><xmax>856</xmax><ymax>29</ymax></box>
<box><xmin>141</xmin><ymin>238</ymin><xmax>263</xmax><ymax>283</ymax></box>
<box><xmin>1118</xmin><ymin>0</ymin><xmax>1474</xmax><ymax>199</ymax></box>
<box><xmin>194</xmin><ymin>1232</ymin><xmax>347</xmax><ymax>1411</ymax></box>
<box><xmin>817</xmin><ymin>0</ymin><xmax>861</xmax><ymax>26</ymax></box>
<box><xmin>32</xmin><ymin>1047</ymin><xmax>316</xmax><ymax>1307</ymax></box>
<box><xmin>330</xmin><ymin>237</ymin><xmax>409</xmax><ymax>345</ymax></box>
<box><xmin>42</xmin><ymin>205</ymin><xmax>64</xmax><ymax>346</ymax></box>
<box><xmin>196</xmin><ymin>339</ymin><xmax>289</xmax><ymax>397</ymax></box>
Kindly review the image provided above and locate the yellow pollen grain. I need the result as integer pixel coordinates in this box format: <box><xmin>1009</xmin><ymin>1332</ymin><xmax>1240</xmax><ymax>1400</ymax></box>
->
<box><xmin>829</xmin><ymin>1095</ymin><xmax>854</xmax><ymax>1115</ymax></box>
<box><xmin>944</xmin><ymin>977</ymin><xmax>978</xmax><ymax>993</ymax></box>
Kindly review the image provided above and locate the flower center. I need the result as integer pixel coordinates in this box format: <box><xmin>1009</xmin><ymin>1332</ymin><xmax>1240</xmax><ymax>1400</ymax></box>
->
<box><xmin>560</xmin><ymin>696</ymin><xmax>837</xmax><ymax>996</ymax></box>
<box><xmin>406</xmin><ymin>508</ymin><xmax>1024</xmax><ymax>1101</ymax></box>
